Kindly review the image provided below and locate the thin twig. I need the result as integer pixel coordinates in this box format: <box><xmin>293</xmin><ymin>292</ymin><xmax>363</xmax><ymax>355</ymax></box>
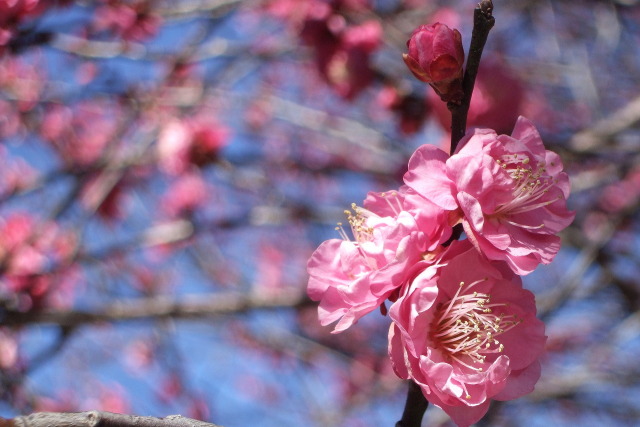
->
<box><xmin>449</xmin><ymin>0</ymin><xmax>496</xmax><ymax>153</ymax></box>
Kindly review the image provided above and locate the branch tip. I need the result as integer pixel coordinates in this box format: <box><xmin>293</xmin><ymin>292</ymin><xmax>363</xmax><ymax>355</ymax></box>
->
<box><xmin>479</xmin><ymin>0</ymin><xmax>494</xmax><ymax>16</ymax></box>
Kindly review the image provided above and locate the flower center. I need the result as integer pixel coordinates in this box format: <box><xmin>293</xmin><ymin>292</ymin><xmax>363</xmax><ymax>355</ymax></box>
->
<box><xmin>335</xmin><ymin>204</ymin><xmax>378</xmax><ymax>269</ymax></box>
<box><xmin>432</xmin><ymin>279</ymin><xmax>521</xmax><ymax>373</ymax></box>
<box><xmin>335</xmin><ymin>203</ymin><xmax>374</xmax><ymax>244</ymax></box>
<box><xmin>491</xmin><ymin>154</ymin><xmax>561</xmax><ymax>229</ymax></box>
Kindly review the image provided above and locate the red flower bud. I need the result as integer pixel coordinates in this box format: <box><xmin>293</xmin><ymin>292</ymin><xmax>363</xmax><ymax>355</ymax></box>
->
<box><xmin>403</xmin><ymin>23</ymin><xmax>465</xmax><ymax>102</ymax></box>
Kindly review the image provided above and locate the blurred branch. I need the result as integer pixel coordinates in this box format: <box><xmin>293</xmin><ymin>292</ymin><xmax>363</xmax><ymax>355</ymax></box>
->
<box><xmin>0</xmin><ymin>411</ymin><xmax>219</xmax><ymax>427</ymax></box>
<box><xmin>50</xmin><ymin>33</ymin><xmax>148</xmax><ymax>59</ymax></box>
<box><xmin>537</xmin><ymin>217</ymin><xmax>618</xmax><ymax>317</ymax></box>
<box><xmin>1</xmin><ymin>291</ymin><xmax>311</xmax><ymax>328</ymax></box>
<box><xmin>571</xmin><ymin>94</ymin><xmax>640</xmax><ymax>152</ymax></box>
<box><xmin>156</xmin><ymin>0</ymin><xmax>248</xmax><ymax>19</ymax></box>
<box><xmin>538</xmin><ymin>193</ymin><xmax>640</xmax><ymax>317</ymax></box>
<box><xmin>50</xmin><ymin>33</ymin><xmax>252</xmax><ymax>61</ymax></box>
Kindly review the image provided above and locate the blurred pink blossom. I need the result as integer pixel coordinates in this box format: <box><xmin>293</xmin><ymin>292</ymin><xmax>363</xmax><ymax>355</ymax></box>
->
<box><xmin>324</xmin><ymin>20</ymin><xmax>381</xmax><ymax>99</ymax></box>
<box><xmin>599</xmin><ymin>167</ymin><xmax>640</xmax><ymax>213</ymax></box>
<box><xmin>157</xmin><ymin>118</ymin><xmax>229</xmax><ymax>175</ymax></box>
<box><xmin>0</xmin><ymin>0</ymin><xmax>50</xmax><ymax>54</ymax></box>
<box><xmin>0</xmin><ymin>147</ymin><xmax>37</xmax><ymax>195</ymax></box>
<box><xmin>40</xmin><ymin>101</ymin><xmax>120</xmax><ymax>167</ymax></box>
<box><xmin>0</xmin><ymin>57</ymin><xmax>46</xmax><ymax>111</ymax></box>
<box><xmin>125</xmin><ymin>338</ymin><xmax>155</xmax><ymax>371</ymax></box>
<box><xmin>82</xmin><ymin>384</ymin><xmax>131</xmax><ymax>414</ymax></box>
<box><xmin>0</xmin><ymin>100</ymin><xmax>23</xmax><ymax>138</ymax></box>
<box><xmin>0</xmin><ymin>212</ymin><xmax>78</xmax><ymax>310</ymax></box>
<box><xmin>377</xmin><ymin>86</ymin><xmax>429</xmax><ymax>135</ymax></box>
<box><xmin>93</xmin><ymin>0</ymin><xmax>161</xmax><ymax>41</ymax></box>
<box><xmin>161</xmin><ymin>171</ymin><xmax>209</xmax><ymax>218</ymax></box>
<box><xmin>0</xmin><ymin>329</ymin><xmax>18</xmax><ymax>370</ymax></box>
<box><xmin>272</xmin><ymin>0</ymin><xmax>381</xmax><ymax>99</ymax></box>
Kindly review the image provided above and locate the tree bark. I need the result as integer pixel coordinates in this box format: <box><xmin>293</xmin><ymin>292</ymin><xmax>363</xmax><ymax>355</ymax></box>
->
<box><xmin>0</xmin><ymin>411</ymin><xmax>221</xmax><ymax>427</ymax></box>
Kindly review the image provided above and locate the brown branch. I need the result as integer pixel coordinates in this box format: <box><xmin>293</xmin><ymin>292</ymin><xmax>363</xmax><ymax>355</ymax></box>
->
<box><xmin>0</xmin><ymin>411</ymin><xmax>219</xmax><ymax>427</ymax></box>
<box><xmin>397</xmin><ymin>2</ymin><xmax>496</xmax><ymax>426</ymax></box>
<box><xmin>1</xmin><ymin>291</ymin><xmax>311</xmax><ymax>329</ymax></box>
<box><xmin>395</xmin><ymin>381</ymin><xmax>429</xmax><ymax>427</ymax></box>
<box><xmin>449</xmin><ymin>0</ymin><xmax>496</xmax><ymax>153</ymax></box>
<box><xmin>570</xmin><ymin>94</ymin><xmax>640</xmax><ymax>152</ymax></box>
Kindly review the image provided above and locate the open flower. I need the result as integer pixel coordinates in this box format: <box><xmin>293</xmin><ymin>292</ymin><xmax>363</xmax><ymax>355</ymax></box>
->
<box><xmin>307</xmin><ymin>190</ymin><xmax>451</xmax><ymax>333</ymax></box>
<box><xmin>307</xmin><ymin>204</ymin><xmax>427</xmax><ymax>333</ymax></box>
<box><xmin>404</xmin><ymin>116</ymin><xmax>575</xmax><ymax>275</ymax></box>
<box><xmin>388</xmin><ymin>240</ymin><xmax>546</xmax><ymax>427</ymax></box>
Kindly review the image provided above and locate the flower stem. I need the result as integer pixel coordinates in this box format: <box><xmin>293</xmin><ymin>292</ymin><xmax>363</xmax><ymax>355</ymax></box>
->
<box><xmin>396</xmin><ymin>2</ymin><xmax>496</xmax><ymax>425</ymax></box>
<box><xmin>449</xmin><ymin>0</ymin><xmax>495</xmax><ymax>154</ymax></box>
<box><xmin>395</xmin><ymin>381</ymin><xmax>429</xmax><ymax>427</ymax></box>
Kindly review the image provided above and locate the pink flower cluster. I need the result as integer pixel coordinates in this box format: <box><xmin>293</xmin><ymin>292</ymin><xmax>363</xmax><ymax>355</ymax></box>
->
<box><xmin>93</xmin><ymin>0</ymin><xmax>161</xmax><ymax>42</ymax></box>
<box><xmin>265</xmin><ymin>0</ymin><xmax>381</xmax><ymax>99</ymax></box>
<box><xmin>0</xmin><ymin>0</ymin><xmax>49</xmax><ymax>54</ymax></box>
<box><xmin>0</xmin><ymin>212</ymin><xmax>78</xmax><ymax>311</ymax></box>
<box><xmin>307</xmin><ymin>117</ymin><xmax>574</xmax><ymax>426</ymax></box>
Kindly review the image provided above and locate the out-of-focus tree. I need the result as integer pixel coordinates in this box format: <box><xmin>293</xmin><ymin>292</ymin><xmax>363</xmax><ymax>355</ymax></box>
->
<box><xmin>0</xmin><ymin>0</ymin><xmax>638</xmax><ymax>426</ymax></box>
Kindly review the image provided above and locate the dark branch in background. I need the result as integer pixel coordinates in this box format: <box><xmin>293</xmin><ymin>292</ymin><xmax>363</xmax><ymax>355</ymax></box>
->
<box><xmin>396</xmin><ymin>2</ymin><xmax>495</xmax><ymax>426</ymax></box>
<box><xmin>449</xmin><ymin>0</ymin><xmax>496</xmax><ymax>153</ymax></box>
<box><xmin>0</xmin><ymin>411</ymin><xmax>220</xmax><ymax>427</ymax></box>
<box><xmin>1</xmin><ymin>291</ymin><xmax>311</xmax><ymax>328</ymax></box>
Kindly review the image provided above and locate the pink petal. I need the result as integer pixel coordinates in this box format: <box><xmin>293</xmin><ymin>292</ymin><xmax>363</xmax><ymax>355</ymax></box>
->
<box><xmin>494</xmin><ymin>361</ymin><xmax>542</xmax><ymax>401</ymax></box>
<box><xmin>404</xmin><ymin>145</ymin><xmax>458</xmax><ymax>210</ymax></box>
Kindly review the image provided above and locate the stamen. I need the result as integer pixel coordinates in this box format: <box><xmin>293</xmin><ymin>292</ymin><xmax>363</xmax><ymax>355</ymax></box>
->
<box><xmin>431</xmin><ymin>279</ymin><xmax>521</xmax><ymax>372</ymax></box>
<box><xmin>381</xmin><ymin>191</ymin><xmax>403</xmax><ymax>216</ymax></box>
<box><xmin>335</xmin><ymin>204</ymin><xmax>380</xmax><ymax>269</ymax></box>
<box><xmin>491</xmin><ymin>156</ymin><xmax>558</xmax><ymax>219</ymax></box>
<box><xmin>335</xmin><ymin>222</ymin><xmax>351</xmax><ymax>241</ymax></box>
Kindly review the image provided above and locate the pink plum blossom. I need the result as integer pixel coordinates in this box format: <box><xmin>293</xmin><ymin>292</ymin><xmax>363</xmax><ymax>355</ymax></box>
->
<box><xmin>295</xmin><ymin>2</ymin><xmax>381</xmax><ymax>99</ymax></box>
<box><xmin>0</xmin><ymin>329</ymin><xmax>18</xmax><ymax>370</ymax></box>
<box><xmin>363</xmin><ymin>186</ymin><xmax>453</xmax><ymax>253</ymax></box>
<box><xmin>0</xmin><ymin>0</ymin><xmax>51</xmax><ymax>55</ymax></box>
<box><xmin>161</xmin><ymin>171</ymin><xmax>209</xmax><ymax>218</ymax></box>
<box><xmin>404</xmin><ymin>116</ymin><xmax>575</xmax><ymax>275</ymax></box>
<box><xmin>388</xmin><ymin>240</ymin><xmax>546</xmax><ymax>427</ymax></box>
<box><xmin>307</xmin><ymin>190</ymin><xmax>451</xmax><ymax>333</ymax></box>
<box><xmin>0</xmin><ymin>213</ymin><xmax>78</xmax><ymax>310</ymax></box>
<box><xmin>376</xmin><ymin>85</ymin><xmax>430</xmax><ymax>135</ymax></box>
<box><xmin>40</xmin><ymin>101</ymin><xmax>120</xmax><ymax>167</ymax></box>
<box><xmin>93</xmin><ymin>1</ymin><xmax>161</xmax><ymax>42</ymax></box>
<box><xmin>157</xmin><ymin>118</ymin><xmax>229</xmax><ymax>175</ymax></box>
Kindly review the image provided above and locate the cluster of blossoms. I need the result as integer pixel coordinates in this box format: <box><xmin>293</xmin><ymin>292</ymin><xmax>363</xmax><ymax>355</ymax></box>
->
<box><xmin>308</xmin><ymin>20</ymin><xmax>575</xmax><ymax>425</ymax></box>
<box><xmin>307</xmin><ymin>115</ymin><xmax>574</xmax><ymax>425</ymax></box>
<box><xmin>265</xmin><ymin>0</ymin><xmax>382</xmax><ymax>99</ymax></box>
<box><xmin>0</xmin><ymin>212</ymin><xmax>78</xmax><ymax>311</ymax></box>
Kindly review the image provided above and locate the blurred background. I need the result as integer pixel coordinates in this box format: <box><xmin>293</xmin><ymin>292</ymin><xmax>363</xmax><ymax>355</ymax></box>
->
<box><xmin>0</xmin><ymin>0</ymin><xmax>639</xmax><ymax>426</ymax></box>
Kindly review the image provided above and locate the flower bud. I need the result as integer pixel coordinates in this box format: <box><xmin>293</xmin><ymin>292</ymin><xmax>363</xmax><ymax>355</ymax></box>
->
<box><xmin>403</xmin><ymin>23</ymin><xmax>464</xmax><ymax>102</ymax></box>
